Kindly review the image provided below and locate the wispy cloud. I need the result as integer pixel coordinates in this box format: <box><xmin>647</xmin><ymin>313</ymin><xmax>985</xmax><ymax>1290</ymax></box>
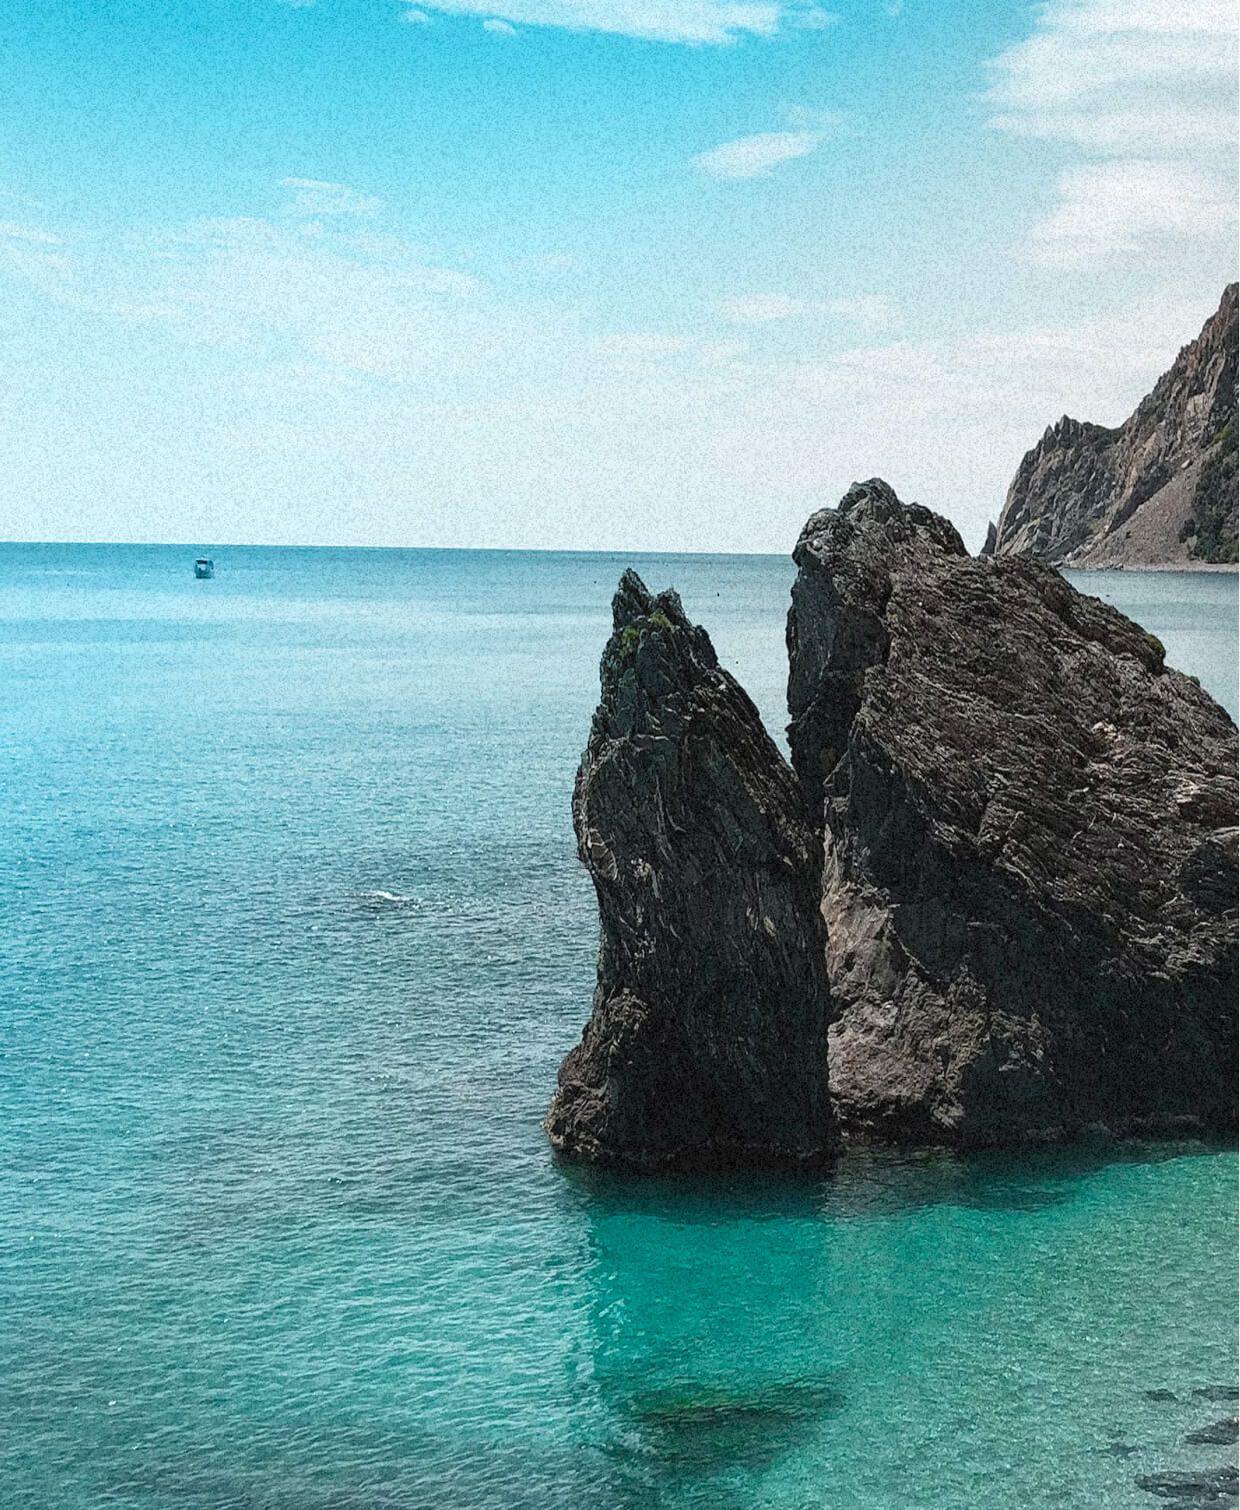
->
<box><xmin>401</xmin><ymin>0</ymin><xmax>782</xmax><ymax>42</ymax></box>
<box><xmin>1030</xmin><ymin>159</ymin><xmax>1236</xmax><ymax>268</ymax></box>
<box><xmin>986</xmin><ymin>0</ymin><xmax>1238</xmax><ymax>268</ymax></box>
<box><xmin>280</xmin><ymin>178</ymin><xmax>385</xmax><ymax>217</ymax></box>
<box><xmin>0</xmin><ymin>186</ymin><xmax>1224</xmax><ymax>550</ymax></box>
<box><xmin>483</xmin><ymin>16</ymin><xmax>517</xmax><ymax>30</ymax></box>
<box><xmin>0</xmin><ymin>192</ymin><xmax>483</xmax><ymax>380</ymax></box>
<box><xmin>0</xmin><ymin>187</ymin><xmax>46</xmax><ymax>211</ymax></box>
<box><xmin>393</xmin><ymin>0</ymin><xmax>843</xmax><ymax>39</ymax></box>
<box><xmin>0</xmin><ymin>222</ymin><xmax>63</xmax><ymax>245</ymax></box>
<box><xmin>692</xmin><ymin>130</ymin><xmax>822</xmax><ymax>179</ymax></box>
<box><xmin>593</xmin><ymin>331</ymin><xmax>692</xmax><ymax>358</ymax></box>
<box><xmin>719</xmin><ymin>293</ymin><xmax>895</xmax><ymax>329</ymax></box>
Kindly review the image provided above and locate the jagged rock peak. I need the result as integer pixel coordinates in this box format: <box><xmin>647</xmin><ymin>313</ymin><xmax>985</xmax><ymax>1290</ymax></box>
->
<box><xmin>838</xmin><ymin>475</ymin><xmax>904</xmax><ymax>522</ymax></box>
<box><xmin>979</xmin><ymin>521</ymin><xmax>998</xmax><ymax>557</ymax></box>
<box><xmin>786</xmin><ymin>478</ymin><xmax>967</xmax><ymax>813</ymax></box>
<box><xmin>546</xmin><ymin>571</ymin><xmax>835</xmax><ymax>1171</ymax></box>
<box><xmin>787</xmin><ymin>483</ymin><xmax>1238</xmax><ymax>1147</ymax></box>
<box><xmin>798</xmin><ymin>477</ymin><xmax>967</xmax><ymax>556</ymax></box>
<box><xmin>1043</xmin><ymin>415</ymin><xmax>1114</xmax><ymax>446</ymax></box>
<box><xmin>597</xmin><ymin>570</ymin><xmax>717</xmax><ymax>712</ymax></box>
<box><xmin>611</xmin><ymin>566</ymin><xmax>690</xmax><ymax>632</ymax></box>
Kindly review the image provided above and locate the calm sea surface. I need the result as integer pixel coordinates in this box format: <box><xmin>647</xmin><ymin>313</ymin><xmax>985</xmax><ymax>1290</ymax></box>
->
<box><xmin>1</xmin><ymin>545</ymin><xmax>1236</xmax><ymax>1510</ymax></box>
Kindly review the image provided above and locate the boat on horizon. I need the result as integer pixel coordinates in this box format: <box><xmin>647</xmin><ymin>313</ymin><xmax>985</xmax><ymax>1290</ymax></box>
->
<box><xmin>194</xmin><ymin>558</ymin><xmax>214</xmax><ymax>579</ymax></box>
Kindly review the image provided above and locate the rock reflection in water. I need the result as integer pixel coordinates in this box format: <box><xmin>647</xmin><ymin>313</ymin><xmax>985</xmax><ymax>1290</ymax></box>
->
<box><xmin>575</xmin><ymin>1168</ymin><xmax>850</xmax><ymax>1501</ymax></box>
<box><xmin>622</xmin><ymin>1378</ymin><xmax>846</xmax><ymax>1472</ymax></box>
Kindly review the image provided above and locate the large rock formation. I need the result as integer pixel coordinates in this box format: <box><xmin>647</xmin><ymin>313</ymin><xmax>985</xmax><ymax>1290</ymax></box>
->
<box><xmin>788</xmin><ymin>479</ymin><xmax>1238</xmax><ymax>1146</ymax></box>
<box><xmin>546</xmin><ymin>570</ymin><xmax>835</xmax><ymax>1170</ymax></box>
<box><xmin>991</xmin><ymin>284</ymin><xmax>1238</xmax><ymax>566</ymax></box>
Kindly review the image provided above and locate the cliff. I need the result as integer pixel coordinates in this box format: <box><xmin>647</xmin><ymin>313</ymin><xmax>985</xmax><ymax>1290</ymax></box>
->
<box><xmin>545</xmin><ymin>570</ymin><xmax>835</xmax><ymax>1170</ymax></box>
<box><xmin>789</xmin><ymin>480</ymin><xmax>1238</xmax><ymax>1145</ymax></box>
<box><xmin>991</xmin><ymin>285</ymin><xmax>1238</xmax><ymax>567</ymax></box>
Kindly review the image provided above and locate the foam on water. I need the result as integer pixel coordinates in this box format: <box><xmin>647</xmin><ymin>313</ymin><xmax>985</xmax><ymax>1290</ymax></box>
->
<box><xmin>1</xmin><ymin>543</ymin><xmax>1235</xmax><ymax>1509</ymax></box>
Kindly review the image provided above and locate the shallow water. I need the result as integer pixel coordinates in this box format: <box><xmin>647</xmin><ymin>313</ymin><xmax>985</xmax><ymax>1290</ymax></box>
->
<box><xmin>1</xmin><ymin>544</ymin><xmax>1236</xmax><ymax>1509</ymax></box>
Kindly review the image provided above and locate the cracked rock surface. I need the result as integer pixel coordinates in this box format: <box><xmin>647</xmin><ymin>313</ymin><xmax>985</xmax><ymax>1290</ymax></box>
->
<box><xmin>788</xmin><ymin>479</ymin><xmax>1239</xmax><ymax>1146</ymax></box>
<box><xmin>546</xmin><ymin>570</ymin><xmax>834</xmax><ymax>1170</ymax></box>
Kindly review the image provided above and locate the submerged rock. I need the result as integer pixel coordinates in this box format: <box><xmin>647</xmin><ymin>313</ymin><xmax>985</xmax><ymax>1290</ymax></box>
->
<box><xmin>628</xmin><ymin>1379</ymin><xmax>845</xmax><ymax>1434</ymax></box>
<box><xmin>546</xmin><ymin>571</ymin><xmax>834</xmax><ymax>1170</ymax></box>
<box><xmin>1187</xmin><ymin>1419</ymin><xmax>1239</xmax><ymax>1446</ymax></box>
<box><xmin>613</xmin><ymin>1379</ymin><xmax>845</xmax><ymax>1476</ymax></box>
<box><xmin>787</xmin><ymin>479</ymin><xmax>1239</xmax><ymax>1146</ymax></box>
<box><xmin>1135</xmin><ymin>1464</ymin><xmax>1238</xmax><ymax>1501</ymax></box>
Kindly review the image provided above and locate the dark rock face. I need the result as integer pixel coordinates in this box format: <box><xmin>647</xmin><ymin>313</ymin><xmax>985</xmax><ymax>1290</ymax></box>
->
<box><xmin>546</xmin><ymin>570</ymin><xmax>834</xmax><ymax>1170</ymax></box>
<box><xmin>788</xmin><ymin>479</ymin><xmax>1238</xmax><ymax>1146</ymax></box>
<box><xmin>993</xmin><ymin>284</ymin><xmax>1238</xmax><ymax>566</ymax></box>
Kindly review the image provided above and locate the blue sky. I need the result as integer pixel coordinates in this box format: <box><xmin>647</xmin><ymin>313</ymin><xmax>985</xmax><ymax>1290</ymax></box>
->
<box><xmin>0</xmin><ymin>0</ymin><xmax>1235</xmax><ymax>551</ymax></box>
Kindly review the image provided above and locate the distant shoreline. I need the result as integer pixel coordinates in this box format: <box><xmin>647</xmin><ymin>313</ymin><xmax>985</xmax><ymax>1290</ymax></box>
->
<box><xmin>1061</xmin><ymin>561</ymin><xmax>1239</xmax><ymax>574</ymax></box>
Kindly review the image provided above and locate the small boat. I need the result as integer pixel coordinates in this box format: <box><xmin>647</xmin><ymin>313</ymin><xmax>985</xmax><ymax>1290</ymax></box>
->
<box><xmin>194</xmin><ymin>558</ymin><xmax>214</xmax><ymax>579</ymax></box>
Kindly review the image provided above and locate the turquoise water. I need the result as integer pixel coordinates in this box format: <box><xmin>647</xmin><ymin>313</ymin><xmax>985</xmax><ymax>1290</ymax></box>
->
<box><xmin>1</xmin><ymin>544</ymin><xmax>1236</xmax><ymax>1510</ymax></box>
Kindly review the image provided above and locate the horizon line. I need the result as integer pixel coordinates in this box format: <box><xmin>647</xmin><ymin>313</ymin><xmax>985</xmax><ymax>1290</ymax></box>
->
<box><xmin>0</xmin><ymin>538</ymin><xmax>798</xmax><ymax>560</ymax></box>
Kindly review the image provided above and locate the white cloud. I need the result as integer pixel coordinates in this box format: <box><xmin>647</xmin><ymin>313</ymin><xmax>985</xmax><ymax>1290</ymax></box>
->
<box><xmin>0</xmin><ymin>234</ymin><xmax>71</xmax><ymax>306</ymax></box>
<box><xmin>483</xmin><ymin>16</ymin><xmax>518</xmax><ymax>29</ymax></box>
<box><xmin>719</xmin><ymin>293</ymin><xmax>896</xmax><ymax>329</ymax></box>
<box><xmin>406</xmin><ymin>0</ymin><xmax>781</xmax><ymax>42</ymax></box>
<box><xmin>986</xmin><ymin>0</ymin><xmax>1238</xmax><ymax>268</ymax></box>
<box><xmin>0</xmin><ymin>194</ymin><xmax>484</xmax><ymax>382</ymax></box>
<box><xmin>401</xmin><ymin>6</ymin><xmax>434</xmax><ymax>18</ymax></box>
<box><xmin>1030</xmin><ymin>159</ymin><xmax>1237</xmax><ymax>268</ymax></box>
<box><xmin>989</xmin><ymin>104</ymin><xmax>1236</xmax><ymax>152</ymax></box>
<box><xmin>280</xmin><ymin>179</ymin><xmax>385</xmax><ymax>217</ymax></box>
<box><xmin>0</xmin><ymin>222</ymin><xmax>63</xmax><ymax>245</ymax></box>
<box><xmin>692</xmin><ymin>131</ymin><xmax>822</xmax><ymax>179</ymax></box>
<box><xmin>1</xmin><ymin>180</ymin><xmax>1226</xmax><ymax>554</ymax></box>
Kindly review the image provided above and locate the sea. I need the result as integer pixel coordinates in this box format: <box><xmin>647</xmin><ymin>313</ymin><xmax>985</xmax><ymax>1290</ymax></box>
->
<box><xmin>2</xmin><ymin>544</ymin><xmax>1236</xmax><ymax>1510</ymax></box>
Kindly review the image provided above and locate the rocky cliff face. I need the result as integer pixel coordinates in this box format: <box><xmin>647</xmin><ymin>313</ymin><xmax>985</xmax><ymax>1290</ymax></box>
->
<box><xmin>546</xmin><ymin>570</ymin><xmax>835</xmax><ymax>1170</ymax></box>
<box><xmin>992</xmin><ymin>284</ymin><xmax>1238</xmax><ymax>566</ymax></box>
<box><xmin>789</xmin><ymin>480</ymin><xmax>1238</xmax><ymax>1145</ymax></box>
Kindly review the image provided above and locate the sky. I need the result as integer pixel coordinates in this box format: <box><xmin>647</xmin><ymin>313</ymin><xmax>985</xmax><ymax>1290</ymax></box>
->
<box><xmin>0</xmin><ymin>0</ymin><xmax>1235</xmax><ymax>552</ymax></box>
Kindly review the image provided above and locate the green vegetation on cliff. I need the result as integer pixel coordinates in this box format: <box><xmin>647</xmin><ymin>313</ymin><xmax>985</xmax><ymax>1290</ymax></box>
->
<box><xmin>1190</xmin><ymin>419</ymin><xmax>1239</xmax><ymax>564</ymax></box>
